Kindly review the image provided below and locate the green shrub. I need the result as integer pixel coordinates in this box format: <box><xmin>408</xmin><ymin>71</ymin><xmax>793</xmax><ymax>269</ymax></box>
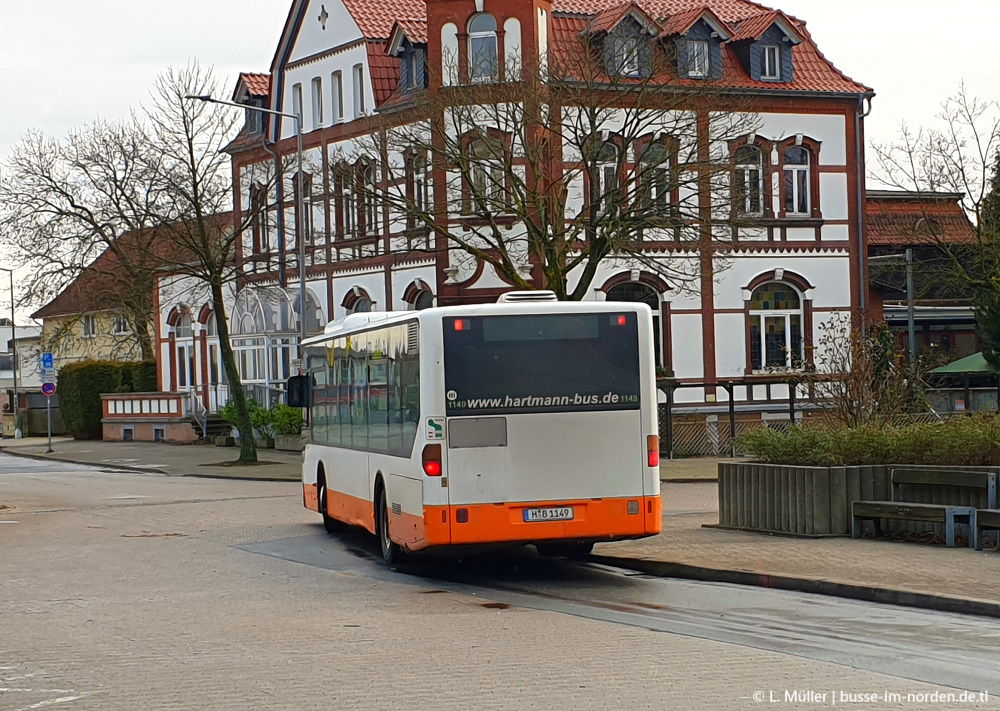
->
<box><xmin>272</xmin><ymin>404</ymin><xmax>304</xmax><ymax>435</ymax></box>
<box><xmin>58</xmin><ymin>360</ymin><xmax>155</xmax><ymax>440</ymax></box>
<box><xmin>250</xmin><ymin>401</ymin><xmax>275</xmax><ymax>439</ymax></box>
<box><xmin>737</xmin><ymin>414</ymin><xmax>1000</xmax><ymax>467</ymax></box>
<box><xmin>219</xmin><ymin>398</ymin><xmax>276</xmax><ymax>438</ymax></box>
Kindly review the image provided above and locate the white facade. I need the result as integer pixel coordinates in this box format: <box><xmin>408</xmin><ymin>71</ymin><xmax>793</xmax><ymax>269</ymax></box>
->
<box><xmin>155</xmin><ymin>0</ymin><xmax>868</xmax><ymax>415</ymax></box>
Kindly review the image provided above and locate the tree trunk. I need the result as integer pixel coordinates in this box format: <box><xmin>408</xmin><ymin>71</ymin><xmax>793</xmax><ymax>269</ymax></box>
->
<box><xmin>210</xmin><ymin>278</ymin><xmax>257</xmax><ymax>464</ymax></box>
<box><xmin>134</xmin><ymin>319</ymin><xmax>156</xmax><ymax>361</ymax></box>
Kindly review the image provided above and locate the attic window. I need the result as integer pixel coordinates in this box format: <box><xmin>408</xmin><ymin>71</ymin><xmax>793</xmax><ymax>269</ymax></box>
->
<box><xmin>688</xmin><ymin>40</ymin><xmax>709</xmax><ymax>78</ymax></box>
<box><xmin>614</xmin><ymin>36</ymin><xmax>641</xmax><ymax>76</ymax></box>
<box><xmin>762</xmin><ymin>45</ymin><xmax>780</xmax><ymax>80</ymax></box>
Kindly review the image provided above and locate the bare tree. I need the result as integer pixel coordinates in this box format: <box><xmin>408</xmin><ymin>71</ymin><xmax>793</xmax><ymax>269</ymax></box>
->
<box><xmin>871</xmin><ymin>86</ymin><xmax>1000</xmax><ymax>289</ymax></box>
<box><xmin>140</xmin><ymin>63</ymin><xmax>283</xmax><ymax>464</ymax></box>
<box><xmin>350</xmin><ymin>50</ymin><xmax>761</xmax><ymax>299</ymax></box>
<box><xmin>0</xmin><ymin>123</ymin><xmax>167</xmax><ymax>359</ymax></box>
<box><xmin>810</xmin><ymin>316</ymin><xmax>929</xmax><ymax>429</ymax></box>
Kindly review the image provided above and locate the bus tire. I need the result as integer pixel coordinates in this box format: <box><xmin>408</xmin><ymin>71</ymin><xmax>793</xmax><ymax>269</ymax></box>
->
<box><xmin>318</xmin><ymin>479</ymin><xmax>339</xmax><ymax>534</ymax></box>
<box><xmin>376</xmin><ymin>484</ymin><xmax>405</xmax><ymax>566</ymax></box>
<box><xmin>536</xmin><ymin>541</ymin><xmax>594</xmax><ymax>558</ymax></box>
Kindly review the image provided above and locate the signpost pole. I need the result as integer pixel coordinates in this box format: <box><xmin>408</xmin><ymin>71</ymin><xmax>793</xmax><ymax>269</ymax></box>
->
<box><xmin>46</xmin><ymin>396</ymin><xmax>52</xmax><ymax>453</ymax></box>
<box><xmin>41</xmin><ymin>353</ymin><xmax>55</xmax><ymax>451</ymax></box>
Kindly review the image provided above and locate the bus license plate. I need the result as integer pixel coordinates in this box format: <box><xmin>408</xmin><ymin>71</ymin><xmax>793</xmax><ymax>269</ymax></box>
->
<box><xmin>523</xmin><ymin>507</ymin><xmax>574</xmax><ymax>522</ymax></box>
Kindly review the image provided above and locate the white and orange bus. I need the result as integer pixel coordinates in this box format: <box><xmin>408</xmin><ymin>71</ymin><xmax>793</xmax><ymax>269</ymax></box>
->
<box><xmin>293</xmin><ymin>291</ymin><xmax>662</xmax><ymax>565</ymax></box>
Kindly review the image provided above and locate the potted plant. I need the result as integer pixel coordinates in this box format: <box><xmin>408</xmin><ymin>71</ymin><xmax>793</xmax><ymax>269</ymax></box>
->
<box><xmin>216</xmin><ymin>400</ymin><xmax>239</xmax><ymax>446</ymax></box>
<box><xmin>250</xmin><ymin>400</ymin><xmax>276</xmax><ymax>449</ymax></box>
<box><xmin>272</xmin><ymin>404</ymin><xmax>305</xmax><ymax>452</ymax></box>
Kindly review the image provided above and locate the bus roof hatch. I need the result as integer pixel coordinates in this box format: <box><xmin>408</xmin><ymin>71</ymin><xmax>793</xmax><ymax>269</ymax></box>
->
<box><xmin>497</xmin><ymin>291</ymin><xmax>558</xmax><ymax>303</ymax></box>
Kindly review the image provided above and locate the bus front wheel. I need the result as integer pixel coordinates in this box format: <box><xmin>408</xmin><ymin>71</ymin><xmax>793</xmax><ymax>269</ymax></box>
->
<box><xmin>376</xmin><ymin>485</ymin><xmax>405</xmax><ymax>566</ymax></box>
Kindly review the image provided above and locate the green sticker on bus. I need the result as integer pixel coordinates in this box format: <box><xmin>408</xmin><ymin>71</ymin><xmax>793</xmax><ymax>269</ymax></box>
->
<box><xmin>426</xmin><ymin>418</ymin><xmax>445</xmax><ymax>440</ymax></box>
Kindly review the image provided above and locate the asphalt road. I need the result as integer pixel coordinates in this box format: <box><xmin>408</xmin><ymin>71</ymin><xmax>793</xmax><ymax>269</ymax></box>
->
<box><xmin>1</xmin><ymin>454</ymin><xmax>996</xmax><ymax>710</ymax></box>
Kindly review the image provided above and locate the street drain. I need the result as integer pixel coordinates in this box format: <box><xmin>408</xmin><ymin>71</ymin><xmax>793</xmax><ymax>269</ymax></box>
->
<box><xmin>480</xmin><ymin>602</ymin><xmax>511</xmax><ymax>610</ymax></box>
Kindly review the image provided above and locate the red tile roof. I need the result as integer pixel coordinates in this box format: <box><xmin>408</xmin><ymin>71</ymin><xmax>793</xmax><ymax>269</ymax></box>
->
<box><xmin>239</xmin><ymin>72</ymin><xmax>271</xmax><ymax>98</ymax></box>
<box><xmin>552</xmin><ymin>0</ymin><xmax>773</xmax><ymax>21</ymax></box>
<box><xmin>866</xmin><ymin>192</ymin><xmax>976</xmax><ymax>246</ymax></box>
<box><xmin>584</xmin><ymin>3</ymin><xmax>644</xmax><ymax>35</ymax></box>
<box><xmin>659</xmin><ymin>6</ymin><xmax>730</xmax><ymax>37</ymax></box>
<box><xmin>342</xmin><ymin>0</ymin><xmax>426</xmax><ymax>38</ymax></box>
<box><xmin>550</xmin><ymin>10</ymin><xmax>869</xmax><ymax>93</ymax></box>
<box><xmin>367</xmin><ymin>41</ymin><xmax>401</xmax><ymax>106</ymax></box>
<box><xmin>729</xmin><ymin>10</ymin><xmax>801</xmax><ymax>42</ymax></box>
<box><xmin>395</xmin><ymin>18</ymin><xmax>428</xmax><ymax>45</ymax></box>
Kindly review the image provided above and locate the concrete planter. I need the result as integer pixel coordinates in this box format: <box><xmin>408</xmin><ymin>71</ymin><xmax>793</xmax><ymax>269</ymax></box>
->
<box><xmin>718</xmin><ymin>462</ymin><xmax>1000</xmax><ymax>537</ymax></box>
<box><xmin>274</xmin><ymin>433</ymin><xmax>303</xmax><ymax>452</ymax></box>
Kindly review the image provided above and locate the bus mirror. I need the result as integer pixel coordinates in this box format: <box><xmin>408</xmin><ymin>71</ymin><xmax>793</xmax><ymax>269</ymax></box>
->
<box><xmin>286</xmin><ymin>375</ymin><xmax>311</xmax><ymax>408</ymax></box>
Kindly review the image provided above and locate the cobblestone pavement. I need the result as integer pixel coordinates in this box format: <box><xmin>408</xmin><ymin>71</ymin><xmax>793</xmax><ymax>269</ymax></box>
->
<box><xmin>0</xmin><ymin>458</ymin><xmax>994</xmax><ymax>710</ymax></box>
<box><xmin>599</xmin><ymin>482</ymin><xmax>1000</xmax><ymax>605</ymax></box>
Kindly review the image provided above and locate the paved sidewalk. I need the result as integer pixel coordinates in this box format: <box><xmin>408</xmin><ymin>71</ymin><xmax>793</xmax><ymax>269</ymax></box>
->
<box><xmin>598</xmin><ymin>481</ymin><xmax>1000</xmax><ymax>611</ymax></box>
<box><xmin>0</xmin><ymin>437</ymin><xmax>300</xmax><ymax>481</ymax></box>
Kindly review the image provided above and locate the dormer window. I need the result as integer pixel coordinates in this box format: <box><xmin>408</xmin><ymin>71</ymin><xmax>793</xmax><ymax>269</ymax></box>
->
<box><xmin>688</xmin><ymin>40</ymin><xmax>709</xmax><ymax>78</ymax></box>
<box><xmin>762</xmin><ymin>45</ymin><xmax>780</xmax><ymax>80</ymax></box>
<box><xmin>468</xmin><ymin>13</ymin><xmax>499</xmax><ymax>82</ymax></box>
<box><xmin>401</xmin><ymin>48</ymin><xmax>427</xmax><ymax>93</ymax></box>
<box><xmin>245</xmin><ymin>100</ymin><xmax>264</xmax><ymax>136</ymax></box>
<box><xmin>614</xmin><ymin>36</ymin><xmax>641</xmax><ymax>76</ymax></box>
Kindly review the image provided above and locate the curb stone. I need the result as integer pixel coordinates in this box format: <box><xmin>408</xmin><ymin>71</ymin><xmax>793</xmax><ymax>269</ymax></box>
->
<box><xmin>589</xmin><ymin>554</ymin><xmax>1000</xmax><ymax>619</ymax></box>
<box><xmin>0</xmin><ymin>447</ymin><xmax>298</xmax><ymax>483</ymax></box>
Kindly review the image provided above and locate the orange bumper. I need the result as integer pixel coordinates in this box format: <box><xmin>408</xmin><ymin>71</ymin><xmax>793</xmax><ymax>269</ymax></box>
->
<box><xmin>416</xmin><ymin>495</ymin><xmax>662</xmax><ymax>550</ymax></box>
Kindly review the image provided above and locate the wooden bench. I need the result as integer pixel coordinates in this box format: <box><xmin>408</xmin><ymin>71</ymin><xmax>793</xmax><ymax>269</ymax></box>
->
<box><xmin>975</xmin><ymin>509</ymin><xmax>1000</xmax><ymax>552</ymax></box>
<box><xmin>852</xmin><ymin>468</ymin><xmax>997</xmax><ymax>548</ymax></box>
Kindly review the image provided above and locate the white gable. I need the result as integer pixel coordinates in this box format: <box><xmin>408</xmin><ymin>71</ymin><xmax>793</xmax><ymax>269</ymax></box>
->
<box><xmin>290</xmin><ymin>0</ymin><xmax>363</xmax><ymax>62</ymax></box>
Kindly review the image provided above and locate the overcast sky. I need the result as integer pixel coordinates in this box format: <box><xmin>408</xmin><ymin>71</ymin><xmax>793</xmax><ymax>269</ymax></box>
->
<box><xmin>2</xmin><ymin>0</ymin><xmax>998</xmax><ymax>161</ymax></box>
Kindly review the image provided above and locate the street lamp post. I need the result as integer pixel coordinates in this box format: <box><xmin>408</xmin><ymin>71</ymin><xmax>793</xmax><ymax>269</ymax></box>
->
<box><xmin>186</xmin><ymin>94</ymin><xmax>308</xmax><ymax>366</ymax></box>
<box><xmin>870</xmin><ymin>250</ymin><xmax>916</xmax><ymax>363</ymax></box>
<box><xmin>0</xmin><ymin>268</ymin><xmax>19</xmax><ymax>438</ymax></box>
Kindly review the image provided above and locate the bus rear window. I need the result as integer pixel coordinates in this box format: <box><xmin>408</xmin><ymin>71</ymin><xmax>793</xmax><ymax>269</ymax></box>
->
<box><xmin>444</xmin><ymin>313</ymin><xmax>641</xmax><ymax>416</ymax></box>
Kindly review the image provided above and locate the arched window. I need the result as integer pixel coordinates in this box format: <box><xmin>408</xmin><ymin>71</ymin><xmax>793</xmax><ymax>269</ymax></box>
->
<box><xmin>748</xmin><ymin>282</ymin><xmax>804</xmax><ymax>371</ymax></box>
<box><xmin>414</xmin><ymin>290</ymin><xmax>434</xmax><ymax>310</ymax></box>
<box><xmin>468</xmin><ymin>13</ymin><xmax>498</xmax><ymax>81</ymax></box>
<box><xmin>735</xmin><ymin>145</ymin><xmax>764</xmax><ymax>216</ymax></box>
<box><xmin>783</xmin><ymin>146</ymin><xmax>810</xmax><ymax>216</ymax></box>
<box><xmin>176</xmin><ymin>313</ymin><xmax>193</xmax><ymax>339</ymax></box>
<box><xmin>590</xmin><ymin>140</ymin><xmax>620</xmax><ymax>216</ymax></box>
<box><xmin>352</xmin><ymin>297</ymin><xmax>374</xmax><ymax>314</ymax></box>
<box><xmin>607</xmin><ymin>281</ymin><xmax>662</xmax><ymax>366</ymax></box>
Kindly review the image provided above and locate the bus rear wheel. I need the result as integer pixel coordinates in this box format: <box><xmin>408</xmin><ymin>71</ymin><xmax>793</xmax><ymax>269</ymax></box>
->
<box><xmin>318</xmin><ymin>480</ymin><xmax>339</xmax><ymax>534</ymax></box>
<box><xmin>376</xmin><ymin>485</ymin><xmax>405</xmax><ymax>566</ymax></box>
<box><xmin>536</xmin><ymin>541</ymin><xmax>594</xmax><ymax>559</ymax></box>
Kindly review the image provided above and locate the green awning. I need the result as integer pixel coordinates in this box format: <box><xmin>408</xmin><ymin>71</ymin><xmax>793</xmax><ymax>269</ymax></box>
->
<box><xmin>930</xmin><ymin>352</ymin><xmax>997</xmax><ymax>375</ymax></box>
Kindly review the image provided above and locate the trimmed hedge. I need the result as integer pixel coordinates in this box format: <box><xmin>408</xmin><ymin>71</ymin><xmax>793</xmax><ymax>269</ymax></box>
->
<box><xmin>737</xmin><ymin>414</ymin><xmax>1000</xmax><ymax>467</ymax></box>
<box><xmin>58</xmin><ymin>360</ymin><xmax>158</xmax><ymax>439</ymax></box>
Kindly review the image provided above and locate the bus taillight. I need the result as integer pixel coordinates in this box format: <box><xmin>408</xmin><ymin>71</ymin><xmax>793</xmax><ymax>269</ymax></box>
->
<box><xmin>454</xmin><ymin>319</ymin><xmax>465</xmax><ymax>331</ymax></box>
<box><xmin>617</xmin><ymin>315</ymin><xmax>627</xmax><ymax>326</ymax></box>
<box><xmin>647</xmin><ymin>436</ymin><xmax>660</xmax><ymax>468</ymax></box>
<box><xmin>423</xmin><ymin>444</ymin><xmax>443</xmax><ymax>476</ymax></box>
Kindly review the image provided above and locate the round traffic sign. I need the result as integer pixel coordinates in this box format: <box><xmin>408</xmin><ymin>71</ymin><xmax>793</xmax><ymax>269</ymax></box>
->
<box><xmin>41</xmin><ymin>382</ymin><xmax>56</xmax><ymax>397</ymax></box>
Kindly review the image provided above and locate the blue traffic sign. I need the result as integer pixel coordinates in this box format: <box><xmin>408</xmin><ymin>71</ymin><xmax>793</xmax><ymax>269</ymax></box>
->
<box><xmin>41</xmin><ymin>382</ymin><xmax>56</xmax><ymax>397</ymax></box>
<box><xmin>42</xmin><ymin>352</ymin><xmax>54</xmax><ymax>369</ymax></box>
